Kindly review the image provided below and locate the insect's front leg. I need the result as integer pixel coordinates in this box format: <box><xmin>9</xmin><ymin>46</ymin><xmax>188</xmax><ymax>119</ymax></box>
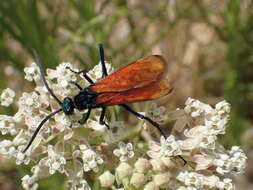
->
<box><xmin>79</xmin><ymin>108</ymin><xmax>92</xmax><ymax>124</ymax></box>
<box><xmin>66</xmin><ymin>67</ymin><xmax>94</xmax><ymax>84</ymax></box>
<box><xmin>99</xmin><ymin>107</ymin><xmax>110</xmax><ymax>129</ymax></box>
<box><xmin>69</xmin><ymin>81</ymin><xmax>82</xmax><ymax>90</ymax></box>
<box><xmin>98</xmin><ymin>44</ymin><xmax>108</xmax><ymax>78</ymax></box>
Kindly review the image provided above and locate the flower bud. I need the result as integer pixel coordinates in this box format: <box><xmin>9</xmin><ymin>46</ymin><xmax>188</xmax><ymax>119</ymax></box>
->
<box><xmin>134</xmin><ymin>158</ymin><xmax>151</xmax><ymax>173</ymax></box>
<box><xmin>116</xmin><ymin>163</ymin><xmax>133</xmax><ymax>180</ymax></box>
<box><xmin>150</xmin><ymin>158</ymin><xmax>166</xmax><ymax>172</ymax></box>
<box><xmin>143</xmin><ymin>182</ymin><xmax>159</xmax><ymax>190</ymax></box>
<box><xmin>130</xmin><ymin>172</ymin><xmax>147</xmax><ymax>188</ymax></box>
<box><xmin>153</xmin><ymin>172</ymin><xmax>171</xmax><ymax>186</ymax></box>
<box><xmin>99</xmin><ymin>171</ymin><xmax>115</xmax><ymax>187</ymax></box>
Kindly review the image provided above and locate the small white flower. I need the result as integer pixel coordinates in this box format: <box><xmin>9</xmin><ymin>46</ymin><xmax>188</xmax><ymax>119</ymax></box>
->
<box><xmin>24</xmin><ymin>63</ymin><xmax>40</xmax><ymax>82</ymax></box>
<box><xmin>21</xmin><ymin>175</ymin><xmax>39</xmax><ymax>190</ymax></box>
<box><xmin>205</xmin><ymin>115</ymin><xmax>228</xmax><ymax>135</ymax></box>
<box><xmin>47</xmin><ymin>62</ymin><xmax>77</xmax><ymax>82</ymax></box>
<box><xmin>0</xmin><ymin>88</ymin><xmax>15</xmax><ymax>107</ymax></box>
<box><xmin>68</xmin><ymin>178</ymin><xmax>91</xmax><ymax>190</ymax></box>
<box><xmin>88</xmin><ymin>61</ymin><xmax>114</xmax><ymax>81</ymax></box>
<box><xmin>214</xmin><ymin>146</ymin><xmax>247</xmax><ymax>175</ymax></box>
<box><xmin>146</xmin><ymin>103</ymin><xmax>167</xmax><ymax>124</ymax></box>
<box><xmin>86</xmin><ymin>118</ymin><xmax>107</xmax><ymax>133</ymax></box>
<box><xmin>203</xmin><ymin>175</ymin><xmax>220</xmax><ymax>188</ymax></box>
<box><xmin>183</xmin><ymin>125</ymin><xmax>216</xmax><ymax>149</ymax></box>
<box><xmin>176</xmin><ymin>171</ymin><xmax>204</xmax><ymax>188</ymax></box>
<box><xmin>184</xmin><ymin>98</ymin><xmax>213</xmax><ymax>117</ymax></box>
<box><xmin>18</xmin><ymin>92</ymin><xmax>41</xmax><ymax>114</ymax></box>
<box><xmin>215</xmin><ymin>100</ymin><xmax>231</xmax><ymax>117</ymax></box>
<box><xmin>192</xmin><ymin>154</ymin><xmax>212</xmax><ymax>170</ymax></box>
<box><xmin>113</xmin><ymin>142</ymin><xmax>134</xmax><ymax>162</ymax></box>
<box><xmin>0</xmin><ymin>139</ymin><xmax>14</xmax><ymax>154</ymax></box>
<box><xmin>147</xmin><ymin>135</ymin><xmax>182</xmax><ymax>158</ymax></box>
<box><xmin>47</xmin><ymin>62</ymin><xmax>80</xmax><ymax>97</ymax></box>
<box><xmin>229</xmin><ymin>146</ymin><xmax>247</xmax><ymax>174</ymax></box>
<box><xmin>44</xmin><ymin>145</ymin><xmax>66</xmax><ymax>174</ymax></box>
<box><xmin>217</xmin><ymin>178</ymin><xmax>234</xmax><ymax>190</ymax></box>
<box><xmin>0</xmin><ymin>115</ymin><xmax>17</xmax><ymax>135</ymax></box>
<box><xmin>80</xmin><ymin>144</ymin><xmax>103</xmax><ymax>172</ymax></box>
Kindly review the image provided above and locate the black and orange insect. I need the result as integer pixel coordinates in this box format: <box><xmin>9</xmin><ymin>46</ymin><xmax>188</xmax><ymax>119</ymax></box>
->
<box><xmin>23</xmin><ymin>44</ymin><xmax>173</xmax><ymax>153</ymax></box>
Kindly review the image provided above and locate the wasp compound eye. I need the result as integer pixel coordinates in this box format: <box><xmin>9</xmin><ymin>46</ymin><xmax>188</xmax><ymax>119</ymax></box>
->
<box><xmin>62</xmin><ymin>97</ymin><xmax>75</xmax><ymax>115</ymax></box>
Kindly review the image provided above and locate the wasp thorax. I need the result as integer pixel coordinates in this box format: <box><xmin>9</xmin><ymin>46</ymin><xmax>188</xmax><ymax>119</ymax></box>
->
<box><xmin>73</xmin><ymin>88</ymin><xmax>97</xmax><ymax>110</ymax></box>
<box><xmin>62</xmin><ymin>97</ymin><xmax>75</xmax><ymax>115</ymax></box>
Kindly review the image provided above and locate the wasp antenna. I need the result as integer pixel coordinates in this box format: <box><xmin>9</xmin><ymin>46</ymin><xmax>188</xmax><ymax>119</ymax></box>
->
<box><xmin>98</xmin><ymin>43</ymin><xmax>108</xmax><ymax>77</ymax></box>
<box><xmin>23</xmin><ymin>108</ymin><xmax>63</xmax><ymax>153</ymax></box>
<box><xmin>31</xmin><ymin>49</ymin><xmax>62</xmax><ymax>106</ymax></box>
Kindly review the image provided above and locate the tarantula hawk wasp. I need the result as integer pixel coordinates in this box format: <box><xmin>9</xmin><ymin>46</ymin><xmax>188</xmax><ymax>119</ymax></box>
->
<box><xmin>23</xmin><ymin>44</ymin><xmax>186</xmax><ymax>164</ymax></box>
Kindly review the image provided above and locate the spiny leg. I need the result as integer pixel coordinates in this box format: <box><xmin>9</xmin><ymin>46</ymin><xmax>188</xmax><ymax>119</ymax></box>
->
<box><xmin>99</xmin><ymin>107</ymin><xmax>110</xmax><ymax>129</ymax></box>
<box><xmin>98</xmin><ymin>43</ymin><xmax>108</xmax><ymax>77</ymax></box>
<box><xmin>120</xmin><ymin>104</ymin><xmax>187</xmax><ymax>165</ymax></box>
<box><xmin>66</xmin><ymin>67</ymin><xmax>94</xmax><ymax>84</ymax></box>
<box><xmin>79</xmin><ymin>109</ymin><xmax>92</xmax><ymax>124</ymax></box>
<box><xmin>69</xmin><ymin>81</ymin><xmax>82</xmax><ymax>90</ymax></box>
<box><xmin>120</xmin><ymin>104</ymin><xmax>166</xmax><ymax>137</ymax></box>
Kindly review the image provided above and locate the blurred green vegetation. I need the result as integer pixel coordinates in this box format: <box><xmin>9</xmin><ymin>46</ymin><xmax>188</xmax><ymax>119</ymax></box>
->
<box><xmin>0</xmin><ymin>0</ymin><xmax>253</xmax><ymax>189</ymax></box>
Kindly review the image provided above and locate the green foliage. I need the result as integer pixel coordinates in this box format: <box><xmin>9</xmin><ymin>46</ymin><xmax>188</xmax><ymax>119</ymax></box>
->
<box><xmin>221</xmin><ymin>0</ymin><xmax>253</xmax><ymax>146</ymax></box>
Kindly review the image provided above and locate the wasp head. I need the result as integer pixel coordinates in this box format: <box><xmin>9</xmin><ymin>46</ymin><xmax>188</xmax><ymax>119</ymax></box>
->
<box><xmin>62</xmin><ymin>97</ymin><xmax>75</xmax><ymax>115</ymax></box>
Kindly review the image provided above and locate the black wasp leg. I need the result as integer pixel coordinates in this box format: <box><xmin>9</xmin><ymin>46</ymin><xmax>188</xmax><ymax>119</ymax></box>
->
<box><xmin>70</xmin><ymin>81</ymin><xmax>82</xmax><ymax>90</ymax></box>
<box><xmin>99</xmin><ymin>107</ymin><xmax>110</xmax><ymax>129</ymax></box>
<box><xmin>121</xmin><ymin>104</ymin><xmax>187</xmax><ymax>165</ymax></box>
<box><xmin>79</xmin><ymin>109</ymin><xmax>92</xmax><ymax>124</ymax></box>
<box><xmin>120</xmin><ymin>104</ymin><xmax>167</xmax><ymax>138</ymax></box>
<box><xmin>66</xmin><ymin>67</ymin><xmax>94</xmax><ymax>84</ymax></box>
<box><xmin>98</xmin><ymin>44</ymin><xmax>108</xmax><ymax>77</ymax></box>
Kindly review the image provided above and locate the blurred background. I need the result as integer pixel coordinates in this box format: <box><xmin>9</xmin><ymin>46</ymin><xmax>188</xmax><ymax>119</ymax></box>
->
<box><xmin>0</xmin><ymin>0</ymin><xmax>253</xmax><ymax>189</ymax></box>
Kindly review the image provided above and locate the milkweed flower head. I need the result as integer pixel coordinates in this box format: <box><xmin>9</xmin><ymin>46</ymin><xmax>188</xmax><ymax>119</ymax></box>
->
<box><xmin>0</xmin><ymin>88</ymin><xmax>15</xmax><ymax>107</ymax></box>
<box><xmin>0</xmin><ymin>61</ymin><xmax>247</xmax><ymax>190</ymax></box>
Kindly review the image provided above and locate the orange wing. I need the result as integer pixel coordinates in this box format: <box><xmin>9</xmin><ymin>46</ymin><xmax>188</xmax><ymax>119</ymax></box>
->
<box><xmin>95</xmin><ymin>79</ymin><xmax>173</xmax><ymax>106</ymax></box>
<box><xmin>89</xmin><ymin>55</ymin><xmax>168</xmax><ymax>93</ymax></box>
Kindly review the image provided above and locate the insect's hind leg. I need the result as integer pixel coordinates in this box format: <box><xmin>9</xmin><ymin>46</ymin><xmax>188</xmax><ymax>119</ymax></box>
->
<box><xmin>66</xmin><ymin>67</ymin><xmax>94</xmax><ymax>84</ymax></box>
<box><xmin>120</xmin><ymin>104</ymin><xmax>166</xmax><ymax>138</ymax></box>
<box><xmin>98</xmin><ymin>44</ymin><xmax>108</xmax><ymax>77</ymax></box>
<box><xmin>120</xmin><ymin>104</ymin><xmax>187</xmax><ymax>165</ymax></box>
<box><xmin>99</xmin><ymin>107</ymin><xmax>110</xmax><ymax>129</ymax></box>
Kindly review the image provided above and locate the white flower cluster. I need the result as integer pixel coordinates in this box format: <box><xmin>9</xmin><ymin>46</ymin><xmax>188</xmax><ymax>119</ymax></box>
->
<box><xmin>181</xmin><ymin>98</ymin><xmax>231</xmax><ymax>150</ymax></box>
<box><xmin>0</xmin><ymin>88</ymin><xmax>15</xmax><ymax>106</ymax></box>
<box><xmin>0</xmin><ymin>60</ymin><xmax>247</xmax><ymax>190</ymax></box>
<box><xmin>0</xmin><ymin>62</ymin><xmax>114</xmax><ymax>190</ymax></box>
<box><xmin>80</xmin><ymin>144</ymin><xmax>104</xmax><ymax>172</ymax></box>
<box><xmin>88</xmin><ymin>61</ymin><xmax>114</xmax><ymax>81</ymax></box>
<box><xmin>214</xmin><ymin>146</ymin><xmax>247</xmax><ymax>175</ymax></box>
<box><xmin>177</xmin><ymin>171</ymin><xmax>234</xmax><ymax>190</ymax></box>
<box><xmin>0</xmin><ymin>115</ymin><xmax>17</xmax><ymax>135</ymax></box>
